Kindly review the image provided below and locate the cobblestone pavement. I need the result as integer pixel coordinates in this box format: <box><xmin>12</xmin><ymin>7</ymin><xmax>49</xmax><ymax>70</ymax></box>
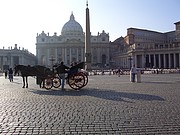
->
<box><xmin>0</xmin><ymin>73</ymin><xmax>180</xmax><ymax>135</ymax></box>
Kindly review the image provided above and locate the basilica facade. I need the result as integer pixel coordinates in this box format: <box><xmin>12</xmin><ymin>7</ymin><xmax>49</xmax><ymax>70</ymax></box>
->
<box><xmin>36</xmin><ymin>13</ymin><xmax>110</xmax><ymax>68</ymax></box>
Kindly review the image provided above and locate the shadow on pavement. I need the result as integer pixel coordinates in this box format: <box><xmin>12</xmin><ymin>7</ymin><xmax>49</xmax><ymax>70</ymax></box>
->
<box><xmin>29</xmin><ymin>87</ymin><xmax>165</xmax><ymax>103</ymax></box>
<box><xmin>142</xmin><ymin>81</ymin><xmax>174</xmax><ymax>84</ymax></box>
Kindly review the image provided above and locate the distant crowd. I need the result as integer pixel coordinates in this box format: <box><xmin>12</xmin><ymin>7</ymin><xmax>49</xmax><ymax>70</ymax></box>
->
<box><xmin>89</xmin><ymin>68</ymin><xmax>180</xmax><ymax>76</ymax></box>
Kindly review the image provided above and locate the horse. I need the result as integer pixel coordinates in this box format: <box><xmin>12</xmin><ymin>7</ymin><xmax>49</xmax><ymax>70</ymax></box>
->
<box><xmin>14</xmin><ymin>65</ymin><xmax>52</xmax><ymax>88</ymax></box>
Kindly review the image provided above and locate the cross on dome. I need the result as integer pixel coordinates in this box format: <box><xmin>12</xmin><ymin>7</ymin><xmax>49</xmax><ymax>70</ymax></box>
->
<box><xmin>70</xmin><ymin>12</ymin><xmax>75</xmax><ymax>20</ymax></box>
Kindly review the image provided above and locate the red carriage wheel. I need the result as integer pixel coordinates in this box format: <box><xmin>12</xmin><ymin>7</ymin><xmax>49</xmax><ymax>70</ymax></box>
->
<box><xmin>53</xmin><ymin>77</ymin><xmax>61</xmax><ymax>88</ymax></box>
<box><xmin>67</xmin><ymin>72</ymin><xmax>85</xmax><ymax>90</ymax></box>
<box><xmin>44</xmin><ymin>78</ymin><xmax>53</xmax><ymax>90</ymax></box>
<box><xmin>79</xmin><ymin>72</ymin><xmax>88</xmax><ymax>86</ymax></box>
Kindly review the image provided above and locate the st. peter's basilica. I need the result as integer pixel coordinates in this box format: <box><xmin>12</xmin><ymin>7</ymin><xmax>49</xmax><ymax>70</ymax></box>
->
<box><xmin>36</xmin><ymin>13</ymin><xmax>109</xmax><ymax>69</ymax></box>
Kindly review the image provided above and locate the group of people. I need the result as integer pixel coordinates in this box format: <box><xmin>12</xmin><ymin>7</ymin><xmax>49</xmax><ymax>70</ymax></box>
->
<box><xmin>4</xmin><ymin>68</ymin><xmax>13</xmax><ymax>82</ymax></box>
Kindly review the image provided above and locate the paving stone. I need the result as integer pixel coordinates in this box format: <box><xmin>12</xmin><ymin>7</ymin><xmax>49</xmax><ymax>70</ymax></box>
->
<box><xmin>0</xmin><ymin>74</ymin><xmax>180</xmax><ymax>134</ymax></box>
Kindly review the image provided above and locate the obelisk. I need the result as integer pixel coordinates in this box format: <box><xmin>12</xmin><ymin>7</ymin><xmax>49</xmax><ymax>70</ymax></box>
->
<box><xmin>85</xmin><ymin>1</ymin><xmax>91</xmax><ymax>71</ymax></box>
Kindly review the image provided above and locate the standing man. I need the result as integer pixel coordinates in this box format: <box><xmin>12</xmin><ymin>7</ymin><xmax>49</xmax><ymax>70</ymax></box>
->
<box><xmin>57</xmin><ymin>62</ymin><xmax>69</xmax><ymax>90</ymax></box>
<box><xmin>8</xmin><ymin>68</ymin><xmax>13</xmax><ymax>82</ymax></box>
<box><xmin>5</xmin><ymin>70</ymin><xmax>8</xmax><ymax>79</ymax></box>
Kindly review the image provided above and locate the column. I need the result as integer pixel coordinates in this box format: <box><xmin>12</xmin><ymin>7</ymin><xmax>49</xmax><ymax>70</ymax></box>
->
<box><xmin>69</xmin><ymin>48</ymin><xmax>72</xmax><ymax>64</ymax></box>
<box><xmin>20</xmin><ymin>55</ymin><xmax>24</xmax><ymax>65</ymax></box>
<box><xmin>47</xmin><ymin>49</ymin><xmax>50</xmax><ymax>67</ymax></box>
<box><xmin>62</xmin><ymin>48</ymin><xmax>65</xmax><ymax>62</ymax></box>
<box><xmin>10</xmin><ymin>56</ymin><xmax>13</xmax><ymax>68</ymax></box>
<box><xmin>145</xmin><ymin>54</ymin><xmax>150</xmax><ymax>67</ymax></box>
<box><xmin>159</xmin><ymin>54</ymin><xmax>161</xmax><ymax>68</ymax></box>
<box><xmin>174</xmin><ymin>53</ymin><xmax>176</xmax><ymax>68</ymax></box>
<box><xmin>17</xmin><ymin>56</ymin><xmax>20</xmax><ymax>65</ymax></box>
<box><xmin>164</xmin><ymin>54</ymin><xmax>166</xmax><ymax>68</ymax></box>
<box><xmin>55</xmin><ymin>48</ymin><xmax>58</xmax><ymax>63</ymax></box>
<box><xmin>141</xmin><ymin>54</ymin><xmax>146</xmax><ymax>68</ymax></box>
<box><xmin>99</xmin><ymin>47</ymin><xmax>102</xmax><ymax>64</ymax></box>
<box><xmin>169</xmin><ymin>53</ymin><xmax>171</xmax><ymax>68</ymax></box>
<box><xmin>179</xmin><ymin>53</ymin><xmax>180</xmax><ymax>68</ymax></box>
<box><xmin>154</xmin><ymin>54</ymin><xmax>156</xmax><ymax>68</ymax></box>
<box><xmin>123</xmin><ymin>58</ymin><xmax>125</xmax><ymax>68</ymax></box>
<box><xmin>64</xmin><ymin>48</ymin><xmax>67</xmax><ymax>64</ymax></box>
<box><xmin>2</xmin><ymin>56</ymin><xmax>4</xmax><ymax>66</ymax></box>
<box><xmin>148</xmin><ymin>54</ymin><xmax>151</xmax><ymax>68</ymax></box>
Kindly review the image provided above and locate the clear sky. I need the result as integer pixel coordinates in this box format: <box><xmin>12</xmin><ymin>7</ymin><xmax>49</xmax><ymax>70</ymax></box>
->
<box><xmin>0</xmin><ymin>0</ymin><xmax>179</xmax><ymax>55</ymax></box>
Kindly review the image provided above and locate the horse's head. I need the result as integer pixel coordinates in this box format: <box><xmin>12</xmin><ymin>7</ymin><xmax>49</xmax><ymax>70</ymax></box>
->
<box><xmin>14</xmin><ymin>65</ymin><xmax>24</xmax><ymax>75</ymax></box>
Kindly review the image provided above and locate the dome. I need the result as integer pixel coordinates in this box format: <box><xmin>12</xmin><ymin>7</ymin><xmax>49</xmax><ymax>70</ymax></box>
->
<box><xmin>61</xmin><ymin>13</ymin><xmax>83</xmax><ymax>36</ymax></box>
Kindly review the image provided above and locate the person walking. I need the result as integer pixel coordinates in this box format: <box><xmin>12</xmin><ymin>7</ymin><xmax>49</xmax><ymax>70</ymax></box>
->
<box><xmin>8</xmin><ymin>68</ymin><xmax>13</xmax><ymax>82</ymax></box>
<box><xmin>130</xmin><ymin>64</ymin><xmax>137</xmax><ymax>82</ymax></box>
<box><xmin>5</xmin><ymin>70</ymin><xmax>8</xmax><ymax>79</ymax></box>
<box><xmin>118</xmin><ymin>68</ymin><xmax>121</xmax><ymax>77</ymax></box>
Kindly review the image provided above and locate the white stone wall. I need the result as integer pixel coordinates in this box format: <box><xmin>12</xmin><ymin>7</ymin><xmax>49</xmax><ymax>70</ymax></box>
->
<box><xmin>36</xmin><ymin>30</ymin><xmax>110</xmax><ymax>67</ymax></box>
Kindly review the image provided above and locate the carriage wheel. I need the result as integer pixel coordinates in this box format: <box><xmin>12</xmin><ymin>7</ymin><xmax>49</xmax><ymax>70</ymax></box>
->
<box><xmin>44</xmin><ymin>78</ymin><xmax>53</xmax><ymax>90</ymax></box>
<box><xmin>53</xmin><ymin>77</ymin><xmax>61</xmax><ymax>88</ymax></box>
<box><xmin>79</xmin><ymin>72</ymin><xmax>88</xmax><ymax>86</ymax></box>
<box><xmin>67</xmin><ymin>73</ymin><xmax>85</xmax><ymax>90</ymax></box>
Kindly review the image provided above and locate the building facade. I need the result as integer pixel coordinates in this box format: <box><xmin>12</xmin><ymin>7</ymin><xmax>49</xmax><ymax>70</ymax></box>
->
<box><xmin>111</xmin><ymin>21</ymin><xmax>180</xmax><ymax>69</ymax></box>
<box><xmin>36</xmin><ymin>10</ymin><xmax>180</xmax><ymax>70</ymax></box>
<box><xmin>36</xmin><ymin>13</ymin><xmax>110</xmax><ymax>69</ymax></box>
<box><xmin>0</xmin><ymin>44</ymin><xmax>37</xmax><ymax>71</ymax></box>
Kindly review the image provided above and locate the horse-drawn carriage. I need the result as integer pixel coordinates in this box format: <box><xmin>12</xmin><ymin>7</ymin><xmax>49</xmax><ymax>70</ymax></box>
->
<box><xmin>14</xmin><ymin>62</ymin><xmax>88</xmax><ymax>90</ymax></box>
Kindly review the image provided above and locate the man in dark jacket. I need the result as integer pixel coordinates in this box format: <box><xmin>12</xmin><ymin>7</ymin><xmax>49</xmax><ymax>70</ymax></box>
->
<box><xmin>8</xmin><ymin>68</ymin><xmax>13</xmax><ymax>82</ymax></box>
<box><xmin>57</xmin><ymin>62</ymin><xmax>69</xmax><ymax>90</ymax></box>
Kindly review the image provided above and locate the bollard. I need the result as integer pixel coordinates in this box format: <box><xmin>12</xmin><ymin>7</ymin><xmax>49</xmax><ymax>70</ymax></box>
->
<box><xmin>136</xmin><ymin>70</ymin><xmax>141</xmax><ymax>83</ymax></box>
<box><xmin>130</xmin><ymin>71</ymin><xmax>135</xmax><ymax>82</ymax></box>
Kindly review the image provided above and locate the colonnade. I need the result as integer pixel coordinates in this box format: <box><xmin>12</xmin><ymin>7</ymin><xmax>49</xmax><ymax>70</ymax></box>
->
<box><xmin>135</xmin><ymin>53</ymin><xmax>180</xmax><ymax>68</ymax></box>
<box><xmin>0</xmin><ymin>55</ymin><xmax>36</xmax><ymax>70</ymax></box>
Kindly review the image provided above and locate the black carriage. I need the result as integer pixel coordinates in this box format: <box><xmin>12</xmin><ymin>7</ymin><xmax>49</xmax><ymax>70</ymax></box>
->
<box><xmin>43</xmin><ymin>62</ymin><xmax>88</xmax><ymax>90</ymax></box>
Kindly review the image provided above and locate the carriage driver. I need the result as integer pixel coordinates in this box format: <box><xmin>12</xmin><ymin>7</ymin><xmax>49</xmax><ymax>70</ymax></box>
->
<box><xmin>57</xmin><ymin>61</ymin><xmax>69</xmax><ymax>90</ymax></box>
